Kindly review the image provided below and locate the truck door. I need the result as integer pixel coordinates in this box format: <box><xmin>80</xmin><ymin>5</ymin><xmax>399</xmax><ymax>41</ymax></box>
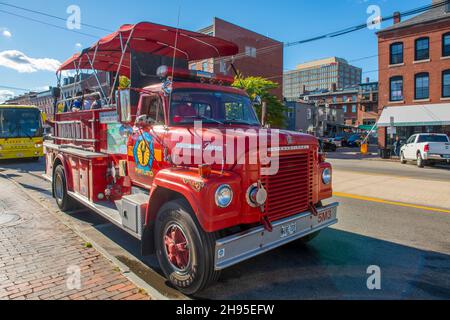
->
<box><xmin>128</xmin><ymin>94</ymin><xmax>165</xmax><ymax>189</ymax></box>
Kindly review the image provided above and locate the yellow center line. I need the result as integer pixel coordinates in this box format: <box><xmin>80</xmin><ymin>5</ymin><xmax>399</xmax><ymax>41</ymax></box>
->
<box><xmin>333</xmin><ymin>192</ymin><xmax>450</xmax><ymax>214</ymax></box>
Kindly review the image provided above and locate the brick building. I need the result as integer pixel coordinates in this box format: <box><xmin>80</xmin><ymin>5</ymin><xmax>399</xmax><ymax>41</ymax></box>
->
<box><xmin>377</xmin><ymin>0</ymin><xmax>450</xmax><ymax>149</ymax></box>
<box><xmin>5</xmin><ymin>92</ymin><xmax>37</xmax><ymax>105</ymax></box>
<box><xmin>299</xmin><ymin>79</ymin><xmax>378</xmax><ymax>130</ymax></box>
<box><xmin>191</xmin><ymin>17</ymin><xmax>284</xmax><ymax>99</ymax></box>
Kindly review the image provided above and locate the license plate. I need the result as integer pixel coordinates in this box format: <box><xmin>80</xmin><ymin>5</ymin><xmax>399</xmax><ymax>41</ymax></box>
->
<box><xmin>280</xmin><ymin>222</ymin><xmax>297</xmax><ymax>239</ymax></box>
<box><xmin>315</xmin><ymin>208</ymin><xmax>334</xmax><ymax>225</ymax></box>
<box><xmin>16</xmin><ymin>153</ymin><xmax>24</xmax><ymax>157</ymax></box>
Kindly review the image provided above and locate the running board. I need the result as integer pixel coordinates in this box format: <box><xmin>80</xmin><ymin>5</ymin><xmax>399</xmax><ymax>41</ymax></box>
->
<box><xmin>67</xmin><ymin>191</ymin><xmax>142</xmax><ymax>240</ymax></box>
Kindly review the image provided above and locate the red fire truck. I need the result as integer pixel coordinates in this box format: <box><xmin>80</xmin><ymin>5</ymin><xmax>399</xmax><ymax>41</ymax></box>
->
<box><xmin>44</xmin><ymin>22</ymin><xmax>338</xmax><ymax>294</ymax></box>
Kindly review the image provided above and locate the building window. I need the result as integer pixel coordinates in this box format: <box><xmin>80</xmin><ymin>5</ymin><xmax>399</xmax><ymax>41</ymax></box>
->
<box><xmin>245</xmin><ymin>46</ymin><xmax>256</xmax><ymax>58</ymax></box>
<box><xmin>415</xmin><ymin>37</ymin><xmax>429</xmax><ymax>61</ymax></box>
<box><xmin>415</xmin><ymin>73</ymin><xmax>429</xmax><ymax>100</ymax></box>
<box><xmin>202</xmin><ymin>61</ymin><xmax>208</xmax><ymax>71</ymax></box>
<box><xmin>352</xmin><ymin>105</ymin><xmax>357</xmax><ymax>113</ymax></box>
<box><xmin>390</xmin><ymin>42</ymin><xmax>404</xmax><ymax>65</ymax></box>
<box><xmin>443</xmin><ymin>33</ymin><xmax>450</xmax><ymax>57</ymax></box>
<box><xmin>352</xmin><ymin>95</ymin><xmax>357</xmax><ymax>102</ymax></box>
<box><xmin>442</xmin><ymin>70</ymin><xmax>450</xmax><ymax>97</ymax></box>
<box><xmin>390</xmin><ymin>76</ymin><xmax>403</xmax><ymax>101</ymax></box>
<box><xmin>343</xmin><ymin>105</ymin><xmax>347</xmax><ymax>113</ymax></box>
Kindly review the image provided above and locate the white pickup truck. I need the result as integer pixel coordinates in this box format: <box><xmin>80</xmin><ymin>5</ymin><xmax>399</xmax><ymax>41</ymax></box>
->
<box><xmin>400</xmin><ymin>133</ymin><xmax>450</xmax><ymax>168</ymax></box>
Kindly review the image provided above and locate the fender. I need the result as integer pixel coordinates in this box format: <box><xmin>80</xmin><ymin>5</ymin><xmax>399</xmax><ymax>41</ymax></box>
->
<box><xmin>148</xmin><ymin>168</ymin><xmax>243</xmax><ymax>233</ymax></box>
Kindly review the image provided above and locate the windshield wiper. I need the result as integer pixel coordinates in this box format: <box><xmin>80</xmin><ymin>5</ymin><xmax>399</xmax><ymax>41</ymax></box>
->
<box><xmin>182</xmin><ymin>116</ymin><xmax>224</xmax><ymax>125</ymax></box>
<box><xmin>224</xmin><ymin>120</ymin><xmax>259</xmax><ymax>126</ymax></box>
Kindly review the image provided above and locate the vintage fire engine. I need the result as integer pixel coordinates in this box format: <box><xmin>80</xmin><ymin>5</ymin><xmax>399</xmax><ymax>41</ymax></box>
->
<box><xmin>44</xmin><ymin>22</ymin><xmax>338</xmax><ymax>294</ymax></box>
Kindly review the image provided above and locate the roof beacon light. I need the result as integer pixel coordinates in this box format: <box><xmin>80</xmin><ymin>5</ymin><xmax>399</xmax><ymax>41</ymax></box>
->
<box><xmin>156</xmin><ymin>65</ymin><xmax>234</xmax><ymax>86</ymax></box>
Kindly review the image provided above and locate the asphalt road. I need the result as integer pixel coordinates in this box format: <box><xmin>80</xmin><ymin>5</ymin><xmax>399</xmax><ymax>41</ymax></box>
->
<box><xmin>1</xmin><ymin>159</ymin><xmax>449</xmax><ymax>300</ymax></box>
<box><xmin>328</xmin><ymin>157</ymin><xmax>450</xmax><ymax>182</ymax></box>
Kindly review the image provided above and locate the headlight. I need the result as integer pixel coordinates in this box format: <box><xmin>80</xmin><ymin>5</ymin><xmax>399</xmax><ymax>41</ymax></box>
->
<box><xmin>0</xmin><ymin>145</ymin><xmax>3</xmax><ymax>150</ymax></box>
<box><xmin>215</xmin><ymin>185</ymin><xmax>233</xmax><ymax>208</ymax></box>
<box><xmin>322</xmin><ymin>168</ymin><xmax>332</xmax><ymax>185</ymax></box>
<box><xmin>35</xmin><ymin>143</ymin><xmax>43</xmax><ymax>148</ymax></box>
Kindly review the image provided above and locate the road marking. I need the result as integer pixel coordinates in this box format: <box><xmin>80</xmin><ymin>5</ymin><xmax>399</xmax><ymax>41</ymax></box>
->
<box><xmin>333</xmin><ymin>192</ymin><xmax>450</xmax><ymax>214</ymax></box>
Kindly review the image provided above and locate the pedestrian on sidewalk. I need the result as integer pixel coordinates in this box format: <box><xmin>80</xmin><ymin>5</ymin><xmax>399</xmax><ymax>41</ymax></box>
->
<box><xmin>393</xmin><ymin>136</ymin><xmax>402</xmax><ymax>157</ymax></box>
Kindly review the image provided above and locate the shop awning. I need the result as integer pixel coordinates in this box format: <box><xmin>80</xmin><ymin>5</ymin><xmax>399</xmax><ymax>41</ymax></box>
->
<box><xmin>358</xmin><ymin>125</ymin><xmax>377</xmax><ymax>131</ymax></box>
<box><xmin>378</xmin><ymin>104</ymin><xmax>450</xmax><ymax>127</ymax></box>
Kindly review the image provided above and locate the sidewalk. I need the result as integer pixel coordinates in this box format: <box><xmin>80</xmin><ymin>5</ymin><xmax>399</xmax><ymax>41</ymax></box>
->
<box><xmin>0</xmin><ymin>177</ymin><xmax>150</xmax><ymax>300</ymax></box>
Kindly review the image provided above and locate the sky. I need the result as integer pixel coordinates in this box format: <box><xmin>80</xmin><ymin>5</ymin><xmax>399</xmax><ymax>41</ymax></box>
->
<box><xmin>0</xmin><ymin>0</ymin><xmax>431</xmax><ymax>102</ymax></box>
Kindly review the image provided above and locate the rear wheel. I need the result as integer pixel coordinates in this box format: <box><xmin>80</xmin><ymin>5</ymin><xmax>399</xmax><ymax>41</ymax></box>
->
<box><xmin>417</xmin><ymin>153</ymin><xmax>425</xmax><ymax>168</ymax></box>
<box><xmin>53</xmin><ymin>165</ymin><xmax>75</xmax><ymax>211</ymax></box>
<box><xmin>154</xmin><ymin>199</ymin><xmax>219</xmax><ymax>295</ymax></box>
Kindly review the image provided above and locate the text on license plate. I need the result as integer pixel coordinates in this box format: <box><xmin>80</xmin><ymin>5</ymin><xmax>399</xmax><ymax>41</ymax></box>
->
<box><xmin>280</xmin><ymin>223</ymin><xmax>297</xmax><ymax>238</ymax></box>
<box><xmin>317</xmin><ymin>209</ymin><xmax>333</xmax><ymax>224</ymax></box>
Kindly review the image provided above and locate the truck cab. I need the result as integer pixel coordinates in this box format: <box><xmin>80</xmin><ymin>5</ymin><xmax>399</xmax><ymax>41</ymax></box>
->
<box><xmin>44</xmin><ymin>22</ymin><xmax>338</xmax><ymax>295</ymax></box>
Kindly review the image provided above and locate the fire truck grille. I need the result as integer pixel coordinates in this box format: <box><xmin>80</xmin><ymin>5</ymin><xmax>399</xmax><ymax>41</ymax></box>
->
<box><xmin>263</xmin><ymin>152</ymin><xmax>314</xmax><ymax>221</ymax></box>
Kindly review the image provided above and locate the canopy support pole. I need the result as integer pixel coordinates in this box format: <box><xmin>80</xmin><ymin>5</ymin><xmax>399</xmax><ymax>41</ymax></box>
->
<box><xmin>86</xmin><ymin>47</ymin><xmax>107</xmax><ymax>100</ymax></box>
<box><xmin>108</xmin><ymin>30</ymin><xmax>135</xmax><ymax>105</ymax></box>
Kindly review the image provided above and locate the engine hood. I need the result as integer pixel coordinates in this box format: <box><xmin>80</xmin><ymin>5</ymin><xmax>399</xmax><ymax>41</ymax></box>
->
<box><xmin>163</xmin><ymin>125</ymin><xmax>318</xmax><ymax>171</ymax></box>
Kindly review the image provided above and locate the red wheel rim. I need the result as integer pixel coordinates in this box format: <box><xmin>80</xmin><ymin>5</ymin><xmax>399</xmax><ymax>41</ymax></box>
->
<box><xmin>164</xmin><ymin>224</ymin><xmax>190</xmax><ymax>272</ymax></box>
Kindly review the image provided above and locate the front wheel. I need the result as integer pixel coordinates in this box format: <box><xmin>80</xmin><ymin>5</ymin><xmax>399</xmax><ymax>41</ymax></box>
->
<box><xmin>53</xmin><ymin>165</ymin><xmax>75</xmax><ymax>211</ymax></box>
<box><xmin>400</xmin><ymin>152</ymin><xmax>407</xmax><ymax>164</ymax></box>
<box><xmin>154</xmin><ymin>199</ymin><xmax>220</xmax><ymax>295</ymax></box>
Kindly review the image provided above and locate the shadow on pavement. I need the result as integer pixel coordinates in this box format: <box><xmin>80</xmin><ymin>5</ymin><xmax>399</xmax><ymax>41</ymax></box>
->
<box><xmin>88</xmin><ymin>222</ymin><xmax>450</xmax><ymax>300</ymax></box>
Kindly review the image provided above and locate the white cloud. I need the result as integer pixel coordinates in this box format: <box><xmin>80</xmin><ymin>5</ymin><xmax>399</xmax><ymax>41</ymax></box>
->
<box><xmin>0</xmin><ymin>50</ymin><xmax>61</xmax><ymax>73</ymax></box>
<box><xmin>75</xmin><ymin>43</ymin><xmax>82</xmax><ymax>48</ymax></box>
<box><xmin>2</xmin><ymin>29</ymin><xmax>12</xmax><ymax>38</ymax></box>
<box><xmin>0</xmin><ymin>90</ymin><xmax>14</xmax><ymax>103</ymax></box>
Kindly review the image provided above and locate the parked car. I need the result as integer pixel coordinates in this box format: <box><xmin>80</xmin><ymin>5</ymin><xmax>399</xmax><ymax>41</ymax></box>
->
<box><xmin>319</xmin><ymin>139</ymin><xmax>337</xmax><ymax>152</ymax></box>
<box><xmin>400</xmin><ymin>133</ymin><xmax>450</xmax><ymax>168</ymax></box>
<box><xmin>347</xmin><ymin>134</ymin><xmax>363</xmax><ymax>148</ymax></box>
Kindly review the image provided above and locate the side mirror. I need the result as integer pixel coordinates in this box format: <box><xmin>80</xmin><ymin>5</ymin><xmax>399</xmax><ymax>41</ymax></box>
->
<box><xmin>118</xmin><ymin>89</ymin><xmax>132</xmax><ymax>123</ymax></box>
<box><xmin>253</xmin><ymin>95</ymin><xmax>262</xmax><ymax>106</ymax></box>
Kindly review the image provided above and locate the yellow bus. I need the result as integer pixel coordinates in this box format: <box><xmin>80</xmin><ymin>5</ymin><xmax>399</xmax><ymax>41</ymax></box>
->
<box><xmin>0</xmin><ymin>105</ymin><xmax>44</xmax><ymax>161</ymax></box>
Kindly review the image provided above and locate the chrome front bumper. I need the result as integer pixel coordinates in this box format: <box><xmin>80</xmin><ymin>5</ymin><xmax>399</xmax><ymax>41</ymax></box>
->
<box><xmin>214</xmin><ymin>203</ymin><xmax>339</xmax><ymax>270</ymax></box>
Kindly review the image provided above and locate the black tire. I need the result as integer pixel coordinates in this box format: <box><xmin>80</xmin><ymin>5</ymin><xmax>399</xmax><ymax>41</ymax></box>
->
<box><xmin>400</xmin><ymin>152</ymin><xmax>407</xmax><ymax>164</ymax></box>
<box><xmin>53</xmin><ymin>165</ymin><xmax>75</xmax><ymax>211</ymax></box>
<box><xmin>154</xmin><ymin>199</ymin><xmax>219</xmax><ymax>295</ymax></box>
<box><xmin>417</xmin><ymin>153</ymin><xmax>425</xmax><ymax>168</ymax></box>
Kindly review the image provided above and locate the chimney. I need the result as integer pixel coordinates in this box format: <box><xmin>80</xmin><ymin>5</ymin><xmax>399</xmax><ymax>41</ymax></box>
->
<box><xmin>393</xmin><ymin>11</ymin><xmax>401</xmax><ymax>24</ymax></box>
<box><xmin>331</xmin><ymin>83</ymin><xmax>337</xmax><ymax>92</ymax></box>
<box><xmin>432</xmin><ymin>0</ymin><xmax>450</xmax><ymax>13</ymax></box>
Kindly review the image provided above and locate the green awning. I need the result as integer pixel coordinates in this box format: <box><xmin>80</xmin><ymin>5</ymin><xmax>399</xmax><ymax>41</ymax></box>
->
<box><xmin>358</xmin><ymin>125</ymin><xmax>377</xmax><ymax>131</ymax></box>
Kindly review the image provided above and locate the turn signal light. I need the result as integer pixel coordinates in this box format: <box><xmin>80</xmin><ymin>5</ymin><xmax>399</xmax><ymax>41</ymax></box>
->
<box><xmin>424</xmin><ymin>144</ymin><xmax>430</xmax><ymax>153</ymax></box>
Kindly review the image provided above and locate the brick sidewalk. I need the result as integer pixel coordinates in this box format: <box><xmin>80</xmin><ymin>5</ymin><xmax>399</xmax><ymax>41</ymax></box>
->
<box><xmin>0</xmin><ymin>177</ymin><xmax>150</xmax><ymax>300</ymax></box>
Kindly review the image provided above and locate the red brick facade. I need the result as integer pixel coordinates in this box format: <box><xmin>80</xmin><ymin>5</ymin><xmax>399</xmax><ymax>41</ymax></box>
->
<box><xmin>193</xmin><ymin>18</ymin><xmax>284</xmax><ymax>99</ymax></box>
<box><xmin>378</xmin><ymin>17</ymin><xmax>450</xmax><ymax>147</ymax></box>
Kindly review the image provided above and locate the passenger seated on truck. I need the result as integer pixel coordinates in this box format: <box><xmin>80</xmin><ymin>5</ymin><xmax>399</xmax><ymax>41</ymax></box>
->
<box><xmin>91</xmin><ymin>94</ymin><xmax>102</xmax><ymax>110</ymax></box>
<box><xmin>172</xmin><ymin>103</ymin><xmax>197</xmax><ymax>123</ymax></box>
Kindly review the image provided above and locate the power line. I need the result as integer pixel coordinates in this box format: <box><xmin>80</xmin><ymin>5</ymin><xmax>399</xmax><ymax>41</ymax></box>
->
<box><xmin>0</xmin><ymin>9</ymin><xmax>100</xmax><ymax>39</ymax></box>
<box><xmin>0</xmin><ymin>1</ymin><xmax>113</xmax><ymax>32</ymax></box>
<box><xmin>0</xmin><ymin>85</ymin><xmax>31</xmax><ymax>91</ymax></box>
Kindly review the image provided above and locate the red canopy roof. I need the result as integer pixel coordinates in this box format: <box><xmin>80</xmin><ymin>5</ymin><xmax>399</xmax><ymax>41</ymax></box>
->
<box><xmin>58</xmin><ymin>22</ymin><xmax>239</xmax><ymax>77</ymax></box>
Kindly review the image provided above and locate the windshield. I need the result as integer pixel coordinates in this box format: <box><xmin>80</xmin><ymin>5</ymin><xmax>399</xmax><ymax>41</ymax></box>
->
<box><xmin>417</xmin><ymin>135</ymin><xmax>449</xmax><ymax>143</ymax></box>
<box><xmin>0</xmin><ymin>108</ymin><xmax>42</xmax><ymax>139</ymax></box>
<box><xmin>170</xmin><ymin>89</ymin><xmax>260</xmax><ymax>126</ymax></box>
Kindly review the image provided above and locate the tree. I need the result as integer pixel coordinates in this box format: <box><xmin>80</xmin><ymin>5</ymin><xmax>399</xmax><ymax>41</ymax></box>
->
<box><xmin>232</xmin><ymin>75</ymin><xmax>287</xmax><ymax>128</ymax></box>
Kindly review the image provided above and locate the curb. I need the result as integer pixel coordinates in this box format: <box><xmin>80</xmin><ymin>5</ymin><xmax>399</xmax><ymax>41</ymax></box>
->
<box><xmin>0</xmin><ymin>172</ymin><xmax>184</xmax><ymax>301</ymax></box>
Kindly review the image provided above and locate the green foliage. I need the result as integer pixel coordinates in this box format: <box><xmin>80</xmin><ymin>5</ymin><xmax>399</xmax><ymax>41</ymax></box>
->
<box><xmin>232</xmin><ymin>74</ymin><xmax>287</xmax><ymax>128</ymax></box>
